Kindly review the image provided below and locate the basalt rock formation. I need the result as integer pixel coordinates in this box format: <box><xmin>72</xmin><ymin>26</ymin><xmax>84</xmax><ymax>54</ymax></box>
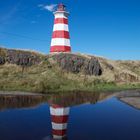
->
<box><xmin>0</xmin><ymin>48</ymin><xmax>42</xmax><ymax>66</ymax></box>
<box><xmin>50</xmin><ymin>53</ymin><xmax>102</xmax><ymax>76</ymax></box>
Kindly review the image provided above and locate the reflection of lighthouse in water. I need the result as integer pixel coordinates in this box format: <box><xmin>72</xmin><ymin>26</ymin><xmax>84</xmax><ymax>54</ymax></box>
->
<box><xmin>48</xmin><ymin>92</ymin><xmax>103</xmax><ymax>140</ymax></box>
<box><xmin>50</xmin><ymin>105</ymin><xmax>70</xmax><ymax>140</ymax></box>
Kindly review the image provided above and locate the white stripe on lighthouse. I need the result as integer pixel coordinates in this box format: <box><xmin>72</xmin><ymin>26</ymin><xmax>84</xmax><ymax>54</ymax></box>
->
<box><xmin>53</xmin><ymin>135</ymin><xmax>65</xmax><ymax>139</ymax></box>
<box><xmin>51</xmin><ymin>38</ymin><xmax>70</xmax><ymax>47</ymax></box>
<box><xmin>55</xmin><ymin>13</ymin><xmax>68</xmax><ymax>19</ymax></box>
<box><xmin>52</xmin><ymin>122</ymin><xmax>68</xmax><ymax>130</ymax></box>
<box><xmin>50</xmin><ymin>107</ymin><xmax>70</xmax><ymax>116</ymax></box>
<box><xmin>53</xmin><ymin>24</ymin><xmax>69</xmax><ymax>31</ymax></box>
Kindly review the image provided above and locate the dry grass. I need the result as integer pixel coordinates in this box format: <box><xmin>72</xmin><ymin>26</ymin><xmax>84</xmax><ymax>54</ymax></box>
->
<box><xmin>0</xmin><ymin>51</ymin><xmax>140</xmax><ymax>93</ymax></box>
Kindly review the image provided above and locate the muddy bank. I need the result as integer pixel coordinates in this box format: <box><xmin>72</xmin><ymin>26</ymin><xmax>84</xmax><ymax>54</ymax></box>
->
<box><xmin>0</xmin><ymin>89</ymin><xmax>139</xmax><ymax>97</ymax></box>
<box><xmin>0</xmin><ymin>91</ymin><xmax>42</xmax><ymax>96</ymax></box>
<box><xmin>117</xmin><ymin>89</ymin><xmax>140</xmax><ymax>97</ymax></box>
<box><xmin>117</xmin><ymin>89</ymin><xmax>140</xmax><ymax>110</ymax></box>
<box><xmin>119</xmin><ymin>97</ymin><xmax>140</xmax><ymax>109</ymax></box>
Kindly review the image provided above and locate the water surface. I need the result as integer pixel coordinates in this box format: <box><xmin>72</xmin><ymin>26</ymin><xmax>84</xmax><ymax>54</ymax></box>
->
<box><xmin>0</xmin><ymin>91</ymin><xmax>140</xmax><ymax>140</ymax></box>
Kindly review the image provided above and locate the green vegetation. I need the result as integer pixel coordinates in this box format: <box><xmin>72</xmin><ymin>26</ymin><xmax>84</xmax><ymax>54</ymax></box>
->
<box><xmin>0</xmin><ymin>60</ymin><xmax>139</xmax><ymax>94</ymax></box>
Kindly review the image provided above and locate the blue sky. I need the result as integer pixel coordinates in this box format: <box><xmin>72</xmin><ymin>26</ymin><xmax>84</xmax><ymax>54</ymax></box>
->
<box><xmin>0</xmin><ymin>0</ymin><xmax>140</xmax><ymax>60</ymax></box>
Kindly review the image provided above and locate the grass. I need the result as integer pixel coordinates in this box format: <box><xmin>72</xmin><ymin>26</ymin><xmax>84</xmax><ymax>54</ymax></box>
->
<box><xmin>0</xmin><ymin>50</ymin><xmax>139</xmax><ymax>94</ymax></box>
<box><xmin>0</xmin><ymin>61</ymin><xmax>139</xmax><ymax>94</ymax></box>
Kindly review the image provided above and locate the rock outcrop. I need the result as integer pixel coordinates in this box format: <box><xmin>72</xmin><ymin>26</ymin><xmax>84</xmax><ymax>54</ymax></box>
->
<box><xmin>0</xmin><ymin>48</ymin><xmax>42</xmax><ymax>66</ymax></box>
<box><xmin>0</xmin><ymin>56</ymin><xmax>5</xmax><ymax>65</ymax></box>
<box><xmin>114</xmin><ymin>72</ymin><xmax>139</xmax><ymax>82</ymax></box>
<box><xmin>49</xmin><ymin>53</ymin><xmax>102</xmax><ymax>76</ymax></box>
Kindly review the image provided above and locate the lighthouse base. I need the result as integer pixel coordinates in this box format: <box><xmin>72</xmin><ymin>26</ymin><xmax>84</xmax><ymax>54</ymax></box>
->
<box><xmin>50</xmin><ymin>46</ymin><xmax>71</xmax><ymax>53</ymax></box>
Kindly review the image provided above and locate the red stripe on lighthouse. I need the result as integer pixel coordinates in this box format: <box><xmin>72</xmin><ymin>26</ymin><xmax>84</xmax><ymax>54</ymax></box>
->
<box><xmin>50</xmin><ymin>46</ymin><xmax>71</xmax><ymax>52</ymax></box>
<box><xmin>51</xmin><ymin>115</ymin><xmax>69</xmax><ymax>123</ymax></box>
<box><xmin>52</xmin><ymin>31</ymin><xmax>70</xmax><ymax>39</ymax></box>
<box><xmin>52</xmin><ymin>129</ymin><xmax>67</xmax><ymax>136</ymax></box>
<box><xmin>54</xmin><ymin>18</ymin><xmax>68</xmax><ymax>24</ymax></box>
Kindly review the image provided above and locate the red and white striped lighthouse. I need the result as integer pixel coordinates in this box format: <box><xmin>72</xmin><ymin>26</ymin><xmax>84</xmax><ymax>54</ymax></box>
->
<box><xmin>50</xmin><ymin>104</ymin><xmax>70</xmax><ymax>139</ymax></box>
<box><xmin>50</xmin><ymin>3</ymin><xmax>71</xmax><ymax>53</ymax></box>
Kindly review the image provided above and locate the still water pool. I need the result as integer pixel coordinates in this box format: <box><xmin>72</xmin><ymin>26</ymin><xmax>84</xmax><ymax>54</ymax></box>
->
<box><xmin>0</xmin><ymin>91</ymin><xmax>140</xmax><ymax>140</ymax></box>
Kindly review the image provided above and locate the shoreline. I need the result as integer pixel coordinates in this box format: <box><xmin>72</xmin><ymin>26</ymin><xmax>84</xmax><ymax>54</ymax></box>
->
<box><xmin>0</xmin><ymin>88</ymin><xmax>139</xmax><ymax>96</ymax></box>
<box><xmin>0</xmin><ymin>91</ymin><xmax>42</xmax><ymax>96</ymax></box>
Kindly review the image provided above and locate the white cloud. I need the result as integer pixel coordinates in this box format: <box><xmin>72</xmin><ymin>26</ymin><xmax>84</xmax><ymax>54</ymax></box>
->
<box><xmin>38</xmin><ymin>4</ymin><xmax>57</xmax><ymax>12</ymax></box>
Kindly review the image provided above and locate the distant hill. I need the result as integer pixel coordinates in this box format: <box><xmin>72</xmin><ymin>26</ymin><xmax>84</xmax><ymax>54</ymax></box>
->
<box><xmin>0</xmin><ymin>47</ymin><xmax>140</xmax><ymax>93</ymax></box>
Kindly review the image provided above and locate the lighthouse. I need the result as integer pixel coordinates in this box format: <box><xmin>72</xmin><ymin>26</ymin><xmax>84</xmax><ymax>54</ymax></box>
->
<box><xmin>50</xmin><ymin>104</ymin><xmax>70</xmax><ymax>139</ymax></box>
<box><xmin>50</xmin><ymin>3</ymin><xmax>71</xmax><ymax>53</ymax></box>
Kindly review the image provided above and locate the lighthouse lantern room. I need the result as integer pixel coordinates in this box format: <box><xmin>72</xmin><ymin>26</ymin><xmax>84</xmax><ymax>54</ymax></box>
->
<box><xmin>50</xmin><ymin>4</ymin><xmax>71</xmax><ymax>53</ymax></box>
